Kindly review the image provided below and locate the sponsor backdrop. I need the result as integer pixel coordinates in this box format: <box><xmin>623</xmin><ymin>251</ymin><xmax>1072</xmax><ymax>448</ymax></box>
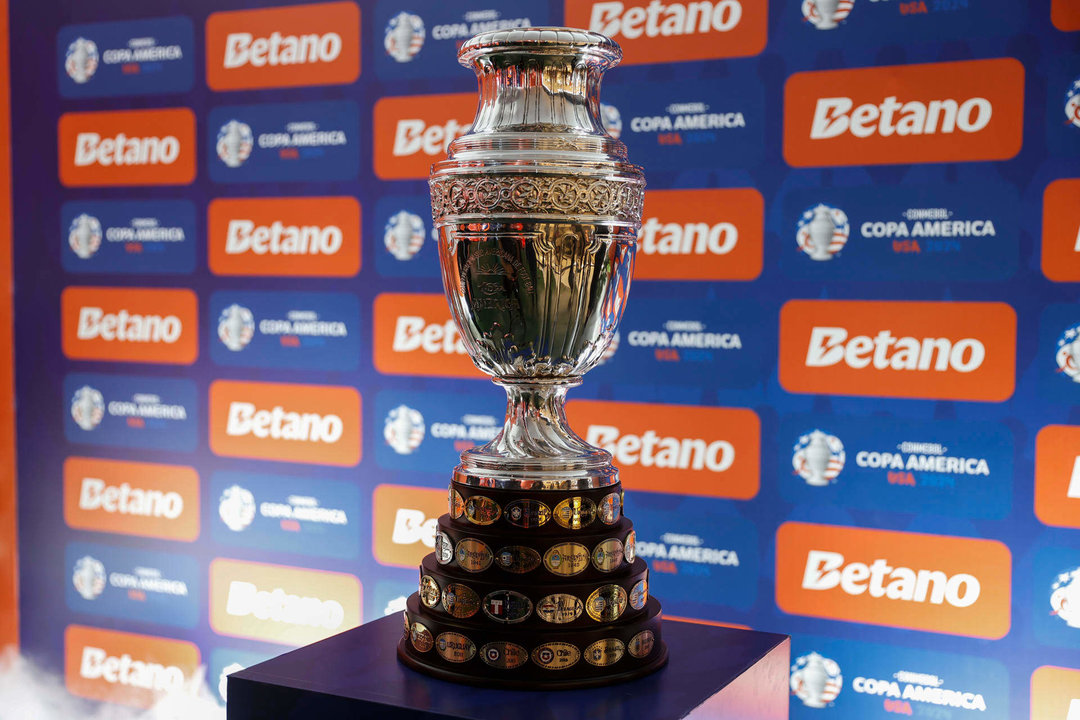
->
<box><xmin>5</xmin><ymin>0</ymin><xmax>1080</xmax><ymax>716</ymax></box>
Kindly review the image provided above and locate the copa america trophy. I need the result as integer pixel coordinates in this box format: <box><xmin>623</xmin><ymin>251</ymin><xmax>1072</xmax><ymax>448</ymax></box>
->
<box><xmin>397</xmin><ymin>27</ymin><xmax>667</xmax><ymax>688</ymax></box>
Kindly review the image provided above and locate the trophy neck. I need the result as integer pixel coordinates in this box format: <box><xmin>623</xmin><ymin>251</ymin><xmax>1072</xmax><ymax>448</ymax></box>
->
<box><xmin>470</xmin><ymin>50</ymin><xmax>608</xmax><ymax>137</ymax></box>
<box><xmin>447</xmin><ymin>28</ymin><xmax>629</xmax><ymax>162</ymax></box>
<box><xmin>497</xmin><ymin>379</ymin><xmax>582</xmax><ymax>453</ymax></box>
<box><xmin>453</xmin><ymin>378</ymin><xmax>618</xmax><ymax>489</ymax></box>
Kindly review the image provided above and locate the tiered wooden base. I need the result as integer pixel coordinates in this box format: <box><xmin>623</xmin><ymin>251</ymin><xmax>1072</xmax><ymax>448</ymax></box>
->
<box><xmin>397</xmin><ymin>480</ymin><xmax>667</xmax><ymax>689</ymax></box>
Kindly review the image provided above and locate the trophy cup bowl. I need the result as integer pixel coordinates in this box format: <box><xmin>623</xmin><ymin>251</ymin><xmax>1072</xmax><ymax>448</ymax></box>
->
<box><xmin>399</xmin><ymin>27</ymin><xmax>666</xmax><ymax>689</ymax></box>
<box><xmin>430</xmin><ymin>28</ymin><xmax>643</xmax><ymax>487</ymax></box>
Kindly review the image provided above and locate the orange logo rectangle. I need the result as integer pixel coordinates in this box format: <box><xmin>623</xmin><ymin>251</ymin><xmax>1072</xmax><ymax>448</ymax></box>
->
<box><xmin>636</xmin><ymin>188</ymin><xmax>762</xmax><ymax>281</ymax></box>
<box><xmin>208</xmin><ymin>196</ymin><xmax>361</xmax><ymax>277</ymax></box>
<box><xmin>784</xmin><ymin>58</ymin><xmax>1024</xmax><ymax>167</ymax></box>
<box><xmin>1035</xmin><ymin>425</ymin><xmax>1080</xmax><ymax>529</ymax></box>
<box><xmin>778</xmin><ymin>299</ymin><xmax>1016</xmax><ymax>402</ymax></box>
<box><xmin>1041</xmin><ymin>179</ymin><xmax>1080</xmax><ymax>282</ymax></box>
<box><xmin>206</xmin><ymin>2</ymin><xmax>360</xmax><ymax>90</ymax></box>
<box><xmin>209</xmin><ymin>558</ymin><xmax>361</xmax><ymax>646</ymax></box>
<box><xmin>61</xmin><ymin>286</ymin><xmax>198</xmax><ymax>365</ymax></box>
<box><xmin>65</xmin><ymin>625</ymin><xmax>201</xmax><ymax>709</ymax></box>
<box><xmin>566</xmin><ymin>0</ymin><xmax>767</xmax><ymax>65</ymax></box>
<box><xmin>1031</xmin><ymin>665</ymin><xmax>1080</xmax><ymax>718</ymax></box>
<box><xmin>372</xmin><ymin>293</ymin><xmax>484</xmax><ymax>379</ymax></box>
<box><xmin>372</xmin><ymin>93</ymin><xmax>476</xmax><ymax>180</ymax></box>
<box><xmin>209</xmin><ymin>380</ymin><xmax>361</xmax><ymax>466</ymax></box>
<box><xmin>1052</xmin><ymin>0</ymin><xmax>1080</xmax><ymax>31</ymax></box>
<box><xmin>59</xmin><ymin>108</ymin><xmax>196</xmax><ymax>187</ymax></box>
<box><xmin>775</xmin><ymin>522</ymin><xmax>1011</xmax><ymax>639</ymax></box>
<box><xmin>565</xmin><ymin>400</ymin><xmax>759</xmax><ymax>500</ymax></box>
<box><xmin>64</xmin><ymin>457</ymin><xmax>199</xmax><ymax>541</ymax></box>
<box><xmin>372</xmin><ymin>484</ymin><xmax>446</xmax><ymax>568</ymax></box>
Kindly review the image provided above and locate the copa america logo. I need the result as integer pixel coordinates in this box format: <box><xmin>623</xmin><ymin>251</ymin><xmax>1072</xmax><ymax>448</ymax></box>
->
<box><xmin>72</xmin><ymin>555</ymin><xmax>106</xmax><ymax>601</ymax></box>
<box><xmin>790</xmin><ymin>652</ymin><xmax>843</xmax><ymax>708</ymax></box>
<box><xmin>218</xmin><ymin>304</ymin><xmax>255</xmax><ymax>352</ymax></box>
<box><xmin>797</xmin><ymin>204</ymin><xmax>849</xmax><ymax>261</ymax></box>
<box><xmin>1055</xmin><ymin>323</ymin><xmax>1080</xmax><ymax>383</ymax></box>
<box><xmin>792</xmin><ymin>429</ymin><xmax>845</xmax><ymax>487</ymax></box>
<box><xmin>385</xmin><ymin>404</ymin><xmax>425</xmax><ymax>455</ymax></box>
<box><xmin>384</xmin><ymin>210</ymin><xmax>425</xmax><ymax>261</ymax></box>
<box><xmin>217</xmin><ymin>120</ymin><xmax>254</xmax><ymax>168</ymax></box>
<box><xmin>385</xmin><ymin>11</ymin><xmax>425</xmax><ymax>63</ymax></box>
<box><xmin>1051</xmin><ymin>566</ymin><xmax>1080</xmax><ymax>629</ymax></box>
<box><xmin>71</xmin><ymin>385</ymin><xmax>105</xmax><ymax>431</ymax></box>
<box><xmin>65</xmin><ymin>37</ymin><xmax>99</xmax><ymax>83</ymax></box>
<box><xmin>600</xmin><ymin>103</ymin><xmax>622</xmax><ymax>140</ymax></box>
<box><xmin>802</xmin><ymin>0</ymin><xmax>855</xmax><ymax>30</ymax></box>
<box><xmin>219</xmin><ymin>484</ymin><xmax>256</xmax><ymax>532</ymax></box>
<box><xmin>1065</xmin><ymin>77</ymin><xmax>1080</xmax><ymax>130</ymax></box>
<box><xmin>68</xmin><ymin>213</ymin><xmax>102</xmax><ymax>260</ymax></box>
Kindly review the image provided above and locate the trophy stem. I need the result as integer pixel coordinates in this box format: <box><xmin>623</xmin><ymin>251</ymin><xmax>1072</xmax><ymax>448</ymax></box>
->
<box><xmin>493</xmin><ymin>378</ymin><xmax>585</xmax><ymax>458</ymax></box>
<box><xmin>454</xmin><ymin>377</ymin><xmax>617</xmax><ymax>487</ymax></box>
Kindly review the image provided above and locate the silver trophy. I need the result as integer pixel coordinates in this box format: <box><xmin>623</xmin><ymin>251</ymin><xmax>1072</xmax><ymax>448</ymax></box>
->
<box><xmin>398</xmin><ymin>28</ymin><xmax>666</xmax><ymax>688</ymax></box>
<box><xmin>805</xmin><ymin>205</ymin><xmax>836</xmax><ymax>261</ymax></box>
<box><xmin>812</xmin><ymin>0</ymin><xmax>841</xmax><ymax>29</ymax></box>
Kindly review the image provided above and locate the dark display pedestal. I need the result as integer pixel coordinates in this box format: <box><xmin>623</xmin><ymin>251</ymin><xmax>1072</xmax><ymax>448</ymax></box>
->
<box><xmin>227</xmin><ymin>615</ymin><xmax>790</xmax><ymax>720</ymax></box>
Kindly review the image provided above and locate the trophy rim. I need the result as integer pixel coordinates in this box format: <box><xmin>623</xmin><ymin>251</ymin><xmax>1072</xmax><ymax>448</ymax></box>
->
<box><xmin>458</xmin><ymin>27</ymin><xmax>622</xmax><ymax>67</ymax></box>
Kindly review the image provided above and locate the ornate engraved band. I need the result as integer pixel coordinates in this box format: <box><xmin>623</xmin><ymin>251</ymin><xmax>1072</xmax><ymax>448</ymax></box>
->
<box><xmin>429</xmin><ymin>173</ymin><xmax>645</xmax><ymax>227</ymax></box>
<box><xmin>449</xmin><ymin>485</ymin><xmax>623</xmax><ymax>531</ymax></box>
<box><xmin>435</xmin><ymin>519</ymin><xmax>637</xmax><ymax>579</ymax></box>
<box><xmin>419</xmin><ymin>556</ymin><xmax>650</xmax><ymax>627</ymax></box>
<box><xmin>402</xmin><ymin>596</ymin><xmax>662</xmax><ymax>673</ymax></box>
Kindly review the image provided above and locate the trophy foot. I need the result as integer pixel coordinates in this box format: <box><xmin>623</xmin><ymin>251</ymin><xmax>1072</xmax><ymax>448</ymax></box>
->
<box><xmin>398</xmin><ymin>477</ymin><xmax>664</xmax><ymax>688</ymax></box>
<box><xmin>398</xmin><ymin>595</ymin><xmax>668</xmax><ymax>690</ymax></box>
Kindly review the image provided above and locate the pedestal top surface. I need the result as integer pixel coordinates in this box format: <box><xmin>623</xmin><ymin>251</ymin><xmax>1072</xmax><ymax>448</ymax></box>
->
<box><xmin>230</xmin><ymin>615</ymin><xmax>788</xmax><ymax>720</ymax></box>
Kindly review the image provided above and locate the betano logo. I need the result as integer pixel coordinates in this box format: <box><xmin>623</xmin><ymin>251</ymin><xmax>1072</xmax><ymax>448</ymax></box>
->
<box><xmin>775</xmin><ymin>522</ymin><xmax>1011</xmax><ymax>639</ymax></box>
<box><xmin>209</xmin><ymin>558</ymin><xmax>361</xmax><ymax>646</ymax></box>
<box><xmin>784</xmin><ymin>58</ymin><xmax>1024</xmax><ymax>167</ymax></box>
<box><xmin>373</xmin><ymin>293</ymin><xmax>484</xmax><ymax>379</ymax></box>
<box><xmin>208</xmin><ymin>197</ymin><xmax>361</xmax><ymax>277</ymax></box>
<box><xmin>372</xmin><ymin>484</ymin><xmax>445</xmax><ymax>568</ymax></box>
<box><xmin>59</xmin><ymin>108</ymin><xmax>196</xmax><ymax>187</ymax></box>
<box><xmin>209</xmin><ymin>380</ymin><xmax>361</xmax><ymax>466</ymax></box>
<box><xmin>1042</xmin><ymin>179</ymin><xmax>1080</xmax><ymax>282</ymax></box>
<box><xmin>636</xmin><ymin>188</ymin><xmax>762</xmax><ymax>281</ymax></box>
<box><xmin>64</xmin><ymin>457</ymin><xmax>199</xmax><ymax>541</ymax></box>
<box><xmin>372</xmin><ymin>93</ymin><xmax>476</xmax><ymax>180</ymax></box>
<box><xmin>65</xmin><ymin>625</ymin><xmax>200</xmax><ymax>709</ymax></box>
<box><xmin>1031</xmin><ymin>665</ymin><xmax>1080</xmax><ymax>719</ymax></box>
<box><xmin>778</xmin><ymin>300</ymin><xmax>1016</xmax><ymax>402</ymax></box>
<box><xmin>1035</xmin><ymin>425</ymin><xmax>1080</xmax><ymax>530</ymax></box>
<box><xmin>565</xmin><ymin>400</ymin><xmax>759</xmax><ymax>500</ymax></box>
<box><xmin>61</xmin><ymin>286</ymin><xmax>198</xmax><ymax>365</ymax></box>
<box><xmin>206</xmin><ymin>2</ymin><xmax>360</xmax><ymax>90</ymax></box>
<box><xmin>566</xmin><ymin>0</ymin><xmax>767</xmax><ymax>65</ymax></box>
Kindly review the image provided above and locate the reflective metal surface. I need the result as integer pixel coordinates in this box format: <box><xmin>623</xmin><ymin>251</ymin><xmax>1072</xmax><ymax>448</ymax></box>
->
<box><xmin>431</xmin><ymin>28</ymin><xmax>644</xmax><ymax>489</ymax></box>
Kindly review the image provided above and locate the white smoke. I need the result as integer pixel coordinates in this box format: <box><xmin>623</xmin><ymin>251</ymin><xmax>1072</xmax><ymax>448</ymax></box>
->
<box><xmin>0</xmin><ymin>647</ymin><xmax>226</xmax><ymax>720</ymax></box>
